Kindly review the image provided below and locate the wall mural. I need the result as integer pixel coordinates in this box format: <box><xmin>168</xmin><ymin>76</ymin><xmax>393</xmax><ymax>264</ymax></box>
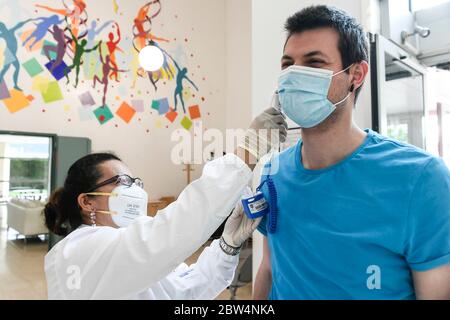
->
<box><xmin>0</xmin><ymin>0</ymin><xmax>206</xmax><ymax>131</ymax></box>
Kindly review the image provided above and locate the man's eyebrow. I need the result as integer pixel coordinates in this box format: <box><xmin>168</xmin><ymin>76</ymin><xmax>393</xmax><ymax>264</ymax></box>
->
<box><xmin>281</xmin><ymin>55</ymin><xmax>294</xmax><ymax>61</ymax></box>
<box><xmin>303</xmin><ymin>51</ymin><xmax>328</xmax><ymax>59</ymax></box>
<box><xmin>281</xmin><ymin>51</ymin><xmax>329</xmax><ymax>62</ymax></box>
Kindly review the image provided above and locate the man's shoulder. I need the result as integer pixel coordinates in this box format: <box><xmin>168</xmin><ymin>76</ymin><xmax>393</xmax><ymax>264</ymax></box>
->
<box><xmin>366</xmin><ymin>131</ymin><xmax>438</xmax><ymax>170</ymax></box>
<box><xmin>261</xmin><ymin>142</ymin><xmax>298</xmax><ymax>170</ymax></box>
<box><xmin>279</xmin><ymin>142</ymin><xmax>298</xmax><ymax>161</ymax></box>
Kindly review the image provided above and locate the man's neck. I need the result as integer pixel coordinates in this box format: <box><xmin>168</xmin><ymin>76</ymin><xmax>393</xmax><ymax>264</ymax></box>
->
<box><xmin>301</xmin><ymin>122</ymin><xmax>367</xmax><ymax>170</ymax></box>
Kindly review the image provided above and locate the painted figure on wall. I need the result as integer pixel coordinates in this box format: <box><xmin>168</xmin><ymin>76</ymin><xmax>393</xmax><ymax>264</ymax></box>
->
<box><xmin>36</xmin><ymin>0</ymin><xmax>87</xmax><ymax>40</ymax></box>
<box><xmin>107</xmin><ymin>22</ymin><xmax>124</xmax><ymax>82</ymax></box>
<box><xmin>0</xmin><ymin>0</ymin><xmax>206</xmax><ymax>129</ymax></box>
<box><xmin>173</xmin><ymin>61</ymin><xmax>198</xmax><ymax>113</ymax></box>
<box><xmin>43</xmin><ymin>25</ymin><xmax>69</xmax><ymax>72</ymax></box>
<box><xmin>65</xmin><ymin>28</ymin><xmax>101</xmax><ymax>87</ymax></box>
<box><xmin>0</xmin><ymin>20</ymin><xmax>33</xmax><ymax>91</ymax></box>
<box><xmin>23</xmin><ymin>15</ymin><xmax>64</xmax><ymax>50</ymax></box>
<box><xmin>158</xmin><ymin>47</ymin><xmax>198</xmax><ymax>114</ymax></box>
<box><xmin>83</xmin><ymin>20</ymin><xmax>114</xmax><ymax>80</ymax></box>
<box><xmin>133</xmin><ymin>0</ymin><xmax>169</xmax><ymax>52</ymax></box>
<box><xmin>93</xmin><ymin>46</ymin><xmax>127</xmax><ymax>106</ymax></box>
<box><xmin>87</xmin><ymin>20</ymin><xmax>114</xmax><ymax>46</ymax></box>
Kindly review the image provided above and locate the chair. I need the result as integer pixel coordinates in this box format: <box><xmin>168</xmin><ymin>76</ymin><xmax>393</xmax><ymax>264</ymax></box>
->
<box><xmin>6</xmin><ymin>198</ymin><xmax>48</xmax><ymax>243</ymax></box>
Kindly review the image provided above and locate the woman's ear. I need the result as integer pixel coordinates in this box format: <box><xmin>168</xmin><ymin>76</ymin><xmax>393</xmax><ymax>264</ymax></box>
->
<box><xmin>77</xmin><ymin>193</ymin><xmax>95</xmax><ymax>213</ymax></box>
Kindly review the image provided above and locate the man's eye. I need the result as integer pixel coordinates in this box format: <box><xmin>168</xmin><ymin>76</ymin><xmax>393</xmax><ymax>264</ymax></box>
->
<box><xmin>281</xmin><ymin>63</ymin><xmax>293</xmax><ymax>69</ymax></box>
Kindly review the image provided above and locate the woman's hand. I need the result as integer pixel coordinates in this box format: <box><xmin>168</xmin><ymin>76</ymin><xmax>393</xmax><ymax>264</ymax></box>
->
<box><xmin>222</xmin><ymin>200</ymin><xmax>262</xmax><ymax>248</ymax></box>
<box><xmin>235</xmin><ymin>92</ymin><xmax>288</xmax><ymax>169</ymax></box>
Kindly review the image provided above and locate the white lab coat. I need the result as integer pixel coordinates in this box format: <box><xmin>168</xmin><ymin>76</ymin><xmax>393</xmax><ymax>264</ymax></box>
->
<box><xmin>45</xmin><ymin>154</ymin><xmax>252</xmax><ymax>299</ymax></box>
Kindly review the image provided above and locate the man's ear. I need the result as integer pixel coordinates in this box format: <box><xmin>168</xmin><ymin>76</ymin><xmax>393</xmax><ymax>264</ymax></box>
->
<box><xmin>77</xmin><ymin>193</ymin><xmax>95</xmax><ymax>213</ymax></box>
<box><xmin>351</xmin><ymin>61</ymin><xmax>369</xmax><ymax>91</ymax></box>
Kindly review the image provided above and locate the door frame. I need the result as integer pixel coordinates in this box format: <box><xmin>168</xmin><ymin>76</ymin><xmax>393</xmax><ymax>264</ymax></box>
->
<box><xmin>370</xmin><ymin>33</ymin><xmax>429</xmax><ymax>143</ymax></box>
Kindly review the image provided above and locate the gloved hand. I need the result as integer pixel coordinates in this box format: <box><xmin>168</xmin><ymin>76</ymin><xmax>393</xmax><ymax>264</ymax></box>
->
<box><xmin>239</xmin><ymin>102</ymin><xmax>288</xmax><ymax>160</ymax></box>
<box><xmin>222</xmin><ymin>200</ymin><xmax>262</xmax><ymax>249</ymax></box>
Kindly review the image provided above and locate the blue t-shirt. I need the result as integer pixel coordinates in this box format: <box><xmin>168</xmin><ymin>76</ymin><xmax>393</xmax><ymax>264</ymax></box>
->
<box><xmin>257</xmin><ymin>129</ymin><xmax>450</xmax><ymax>300</ymax></box>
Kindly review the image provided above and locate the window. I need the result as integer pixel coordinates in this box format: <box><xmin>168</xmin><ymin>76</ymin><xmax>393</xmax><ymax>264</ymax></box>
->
<box><xmin>0</xmin><ymin>135</ymin><xmax>52</xmax><ymax>202</ymax></box>
<box><xmin>387</xmin><ymin>123</ymin><xmax>409</xmax><ymax>143</ymax></box>
<box><xmin>410</xmin><ymin>0</ymin><xmax>450</xmax><ymax>11</ymax></box>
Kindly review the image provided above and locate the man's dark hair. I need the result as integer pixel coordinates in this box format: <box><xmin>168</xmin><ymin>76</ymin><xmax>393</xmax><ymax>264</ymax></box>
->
<box><xmin>285</xmin><ymin>5</ymin><xmax>369</xmax><ymax>101</ymax></box>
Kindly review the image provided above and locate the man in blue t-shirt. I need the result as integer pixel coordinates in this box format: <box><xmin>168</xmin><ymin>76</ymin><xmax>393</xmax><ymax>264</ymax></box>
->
<box><xmin>254</xmin><ymin>5</ymin><xmax>450</xmax><ymax>300</ymax></box>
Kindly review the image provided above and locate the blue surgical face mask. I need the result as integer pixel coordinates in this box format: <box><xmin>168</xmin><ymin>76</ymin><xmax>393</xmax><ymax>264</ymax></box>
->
<box><xmin>278</xmin><ymin>65</ymin><xmax>353</xmax><ymax>128</ymax></box>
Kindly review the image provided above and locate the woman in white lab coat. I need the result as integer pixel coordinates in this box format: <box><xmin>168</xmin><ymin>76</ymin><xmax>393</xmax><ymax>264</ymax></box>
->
<box><xmin>43</xmin><ymin>108</ymin><xmax>287</xmax><ymax>300</ymax></box>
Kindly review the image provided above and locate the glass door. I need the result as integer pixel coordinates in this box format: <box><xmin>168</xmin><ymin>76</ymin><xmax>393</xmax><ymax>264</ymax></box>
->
<box><xmin>370</xmin><ymin>33</ymin><xmax>428</xmax><ymax>149</ymax></box>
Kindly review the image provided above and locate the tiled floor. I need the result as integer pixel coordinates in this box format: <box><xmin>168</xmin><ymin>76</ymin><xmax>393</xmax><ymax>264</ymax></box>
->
<box><xmin>0</xmin><ymin>206</ymin><xmax>252</xmax><ymax>300</ymax></box>
<box><xmin>0</xmin><ymin>206</ymin><xmax>48</xmax><ymax>299</ymax></box>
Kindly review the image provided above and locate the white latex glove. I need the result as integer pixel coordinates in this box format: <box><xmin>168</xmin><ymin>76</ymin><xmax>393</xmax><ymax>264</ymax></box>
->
<box><xmin>222</xmin><ymin>200</ymin><xmax>263</xmax><ymax>248</ymax></box>
<box><xmin>239</xmin><ymin>106</ymin><xmax>288</xmax><ymax>160</ymax></box>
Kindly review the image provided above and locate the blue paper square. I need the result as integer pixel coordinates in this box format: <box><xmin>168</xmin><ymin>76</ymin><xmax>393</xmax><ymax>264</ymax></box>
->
<box><xmin>45</xmin><ymin>60</ymin><xmax>70</xmax><ymax>81</ymax></box>
<box><xmin>157</xmin><ymin>98</ymin><xmax>169</xmax><ymax>115</ymax></box>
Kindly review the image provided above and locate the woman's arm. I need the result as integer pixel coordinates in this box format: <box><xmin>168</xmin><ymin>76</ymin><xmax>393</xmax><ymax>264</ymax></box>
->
<box><xmin>157</xmin><ymin>200</ymin><xmax>261</xmax><ymax>300</ymax></box>
<box><xmin>86</xmin><ymin>154</ymin><xmax>252</xmax><ymax>299</ymax></box>
<box><xmin>159</xmin><ymin>240</ymin><xmax>239</xmax><ymax>300</ymax></box>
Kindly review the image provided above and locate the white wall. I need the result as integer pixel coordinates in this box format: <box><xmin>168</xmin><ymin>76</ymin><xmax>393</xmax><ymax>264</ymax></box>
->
<box><xmin>250</xmin><ymin>0</ymin><xmax>379</xmax><ymax>286</ymax></box>
<box><xmin>225</xmin><ymin>0</ymin><xmax>253</xmax><ymax>130</ymax></box>
<box><xmin>0</xmin><ymin>0</ymin><xmax>228</xmax><ymax>200</ymax></box>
